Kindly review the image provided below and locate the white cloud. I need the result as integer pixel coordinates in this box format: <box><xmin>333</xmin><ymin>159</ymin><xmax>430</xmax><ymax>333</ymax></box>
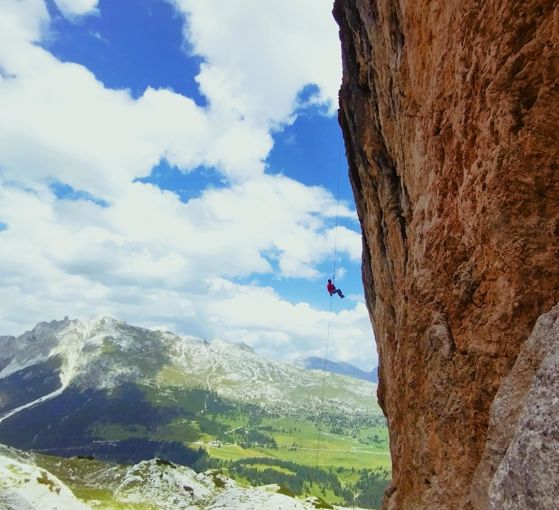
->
<box><xmin>0</xmin><ymin>0</ymin><xmax>375</xmax><ymax>368</ymax></box>
<box><xmin>0</xmin><ymin>43</ymin><xmax>209</xmax><ymax>199</ymax></box>
<box><xmin>0</xmin><ymin>173</ymin><xmax>369</xmax><ymax>365</ymax></box>
<box><xmin>0</xmin><ymin>246</ymin><xmax>376</xmax><ymax>368</ymax></box>
<box><xmin>53</xmin><ymin>0</ymin><xmax>99</xmax><ymax>18</ymax></box>
<box><xmin>200</xmin><ymin>280</ymin><xmax>376</xmax><ymax>368</ymax></box>
<box><xmin>0</xmin><ymin>0</ymin><xmax>48</xmax><ymax>45</ymax></box>
<box><xmin>174</xmin><ymin>0</ymin><xmax>341</xmax><ymax>126</ymax></box>
<box><xmin>0</xmin><ymin>175</ymin><xmax>359</xmax><ymax>289</ymax></box>
<box><xmin>0</xmin><ymin>0</ymin><xmax>342</xmax><ymax>195</ymax></box>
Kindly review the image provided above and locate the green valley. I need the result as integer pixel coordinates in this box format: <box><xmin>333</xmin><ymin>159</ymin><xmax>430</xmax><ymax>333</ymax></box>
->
<box><xmin>88</xmin><ymin>386</ymin><xmax>391</xmax><ymax>507</ymax></box>
<box><xmin>0</xmin><ymin>317</ymin><xmax>391</xmax><ymax>508</ymax></box>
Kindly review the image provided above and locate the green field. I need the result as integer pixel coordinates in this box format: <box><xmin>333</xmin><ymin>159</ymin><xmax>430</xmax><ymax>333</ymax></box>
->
<box><xmin>202</xmin><ymin>415</ymin><xmax>390</xmax><ymax>507</ymax></box>
<box><xmin>200</xmin><ymin>416</ymin><xmax>390</xmax><ymax>470</ymax></box>
<box><xmin>86</xmin><ymin>386</ymin><xmax>391</xmax><ymax>509</ymax></box>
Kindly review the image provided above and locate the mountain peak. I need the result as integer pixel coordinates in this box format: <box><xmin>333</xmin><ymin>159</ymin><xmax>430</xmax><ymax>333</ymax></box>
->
<box><xmin>298</xmin><ymin>356</ymin><xmax>378</xmax><ymax>383</ymax></box>
<box><xmin>1</xmin><ymin>316</ymin><xmax>379</xmax><ymax>418</ymax></box>
<box><xmin>235</xmin><ymin>341</ymin><xmax>255</xmax><ymax>353</ymax></box>
<box><xmin>85</xmin><ymin>315</ymin><xmax>124</xmax><ymax>328</ymax></box>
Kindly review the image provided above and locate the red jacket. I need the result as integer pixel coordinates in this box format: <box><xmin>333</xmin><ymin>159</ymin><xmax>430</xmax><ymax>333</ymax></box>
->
<box><xmin>327</xmin><ymin>282</ymin><xmax>335</xmax><ymax>294</ymax></box>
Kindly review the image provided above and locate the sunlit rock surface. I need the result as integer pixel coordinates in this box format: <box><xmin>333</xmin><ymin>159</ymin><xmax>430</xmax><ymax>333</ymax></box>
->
<box><xmin>0</xmin><ymin>447</ymin><xmax>90</xmax><ymax>510</ymax></box>
<box><xmin>334</xmin><ymin>0</ymin><xmax>559</xmax><ymax>508</ymax></box>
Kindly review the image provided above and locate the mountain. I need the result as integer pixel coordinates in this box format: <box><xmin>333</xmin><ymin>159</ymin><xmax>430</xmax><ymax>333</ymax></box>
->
<box><xmin>298</xmin><ymin>356</ymin><xmax>378</xmax><ymax>383</ymax></box>
<box><xmin>0</xmin><ymin>316</ymin><xmax>379</xmax><ymax>420</ymax></box>
<box><xmin>1</xmin><ymin>444</ymin><xmax>360</xmax><ymax>510</ymax></box>
<box><xmin>0</xmin><ymin>317</ymin><xmax>388</xmax><ymax>506</ymax></box>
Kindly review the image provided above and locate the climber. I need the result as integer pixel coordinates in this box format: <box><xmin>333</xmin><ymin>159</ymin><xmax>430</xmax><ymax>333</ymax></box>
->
<box><xmin>327</xmin><ymin>279</ymin><xmax>344</xmax><ymax>299</ymax></box>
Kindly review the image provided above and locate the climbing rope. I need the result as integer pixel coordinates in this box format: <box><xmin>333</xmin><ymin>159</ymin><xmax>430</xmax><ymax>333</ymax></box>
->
<box><xmin>313</xmin><ymin>140</ymin><xmax>345</xmax><ymax>493</ymax></box>
<box><xmin>314</xmin><ymin>293</ymin><xmax>334</xmax><ymax>467</ymax></box>
<box><xmin>331</xmin><ymin>144</ymin><xmax>343</xmax><ymax>286</ymax></box>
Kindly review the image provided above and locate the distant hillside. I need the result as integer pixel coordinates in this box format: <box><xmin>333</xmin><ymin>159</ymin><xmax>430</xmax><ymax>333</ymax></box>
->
<box><xmin>299</xmin><ymin>356</ymin><xmax>378</xmax><ymax>383</ymax></box>
<box><xmin>0</xmin><ymin>316</ymin><xmax>380</xmax><ymax>425</ymax></box>
<box><xmin>0</xmin><ymin>316</ymin><xmax>389</xmax><ymax>508</ymax></box>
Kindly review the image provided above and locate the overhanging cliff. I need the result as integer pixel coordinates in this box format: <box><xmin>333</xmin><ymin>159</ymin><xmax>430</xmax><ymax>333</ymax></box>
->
<box><xmin>334</xmin><ymin>0</ymin><xmax>559</xmax><ymax>508</ymax></box>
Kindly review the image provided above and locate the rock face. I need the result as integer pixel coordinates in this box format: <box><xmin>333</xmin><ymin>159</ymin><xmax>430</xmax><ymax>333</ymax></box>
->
<box><xmin>0</xmin><ymin>446</ymin><xmax>91</xmax><ymax>510</ymax></box>
<box><xmin>471</xmin><ymin>303</ymin><xmax>559</xmax><ymax>509</ymax></box>
<box><xmin>1</xmin><ymin>445</ymin><xmax>344</xmax><ymax>510</ymax></box>
<box><xmin>334</xmin><ymin>0</ymin><xmax>559</xmax><ymax>508</ymax></box>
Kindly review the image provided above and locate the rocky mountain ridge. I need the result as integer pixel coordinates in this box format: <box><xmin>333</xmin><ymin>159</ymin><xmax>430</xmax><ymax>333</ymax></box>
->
<box><xmin>297</xmin><ymin>356</ymin><xmax>378</xmax><ymax>383</ymax></box>
<box><xmin>0</xmin><ymin>315</ymin><xmax>379</xmax><ymax>422</ymax></box>
<box><xmin>0</xmin><ymin>444</ymin><xmax>362</xmax><ymax>510</ymax></box>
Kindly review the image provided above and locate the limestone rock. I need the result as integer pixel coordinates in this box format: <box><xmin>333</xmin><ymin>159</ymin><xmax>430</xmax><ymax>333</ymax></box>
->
<box><xmin>0</xmin><ymin>446</ymin><xmax>91</xmax><ymax>510</ymax></box>
<box><xmin>334</xmin><ymin>0</ymin><xmax>559</xmax><ymax>508</ymax></box>
<box><xmin>471</xmin><ymin>303</ymin><xmax>559</xmax><ymax>509</ymax></box>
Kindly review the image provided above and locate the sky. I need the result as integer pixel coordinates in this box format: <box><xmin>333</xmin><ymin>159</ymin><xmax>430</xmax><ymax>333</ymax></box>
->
<box><xmin>0</xmin><ymin>0</ymin><xmax>377</xmax><ymax>370</ymax></box>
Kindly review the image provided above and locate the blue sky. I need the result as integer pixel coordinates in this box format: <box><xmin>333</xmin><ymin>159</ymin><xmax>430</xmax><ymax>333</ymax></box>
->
<box><xmin>44</xmin><ymin>0</ymin><xmax>206</xmax><ymax>103</ymax></box>
<box><xmin>0</xmin><ymin>0</ymin><xmax>376</xmax><ymax>369</ymax></box>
